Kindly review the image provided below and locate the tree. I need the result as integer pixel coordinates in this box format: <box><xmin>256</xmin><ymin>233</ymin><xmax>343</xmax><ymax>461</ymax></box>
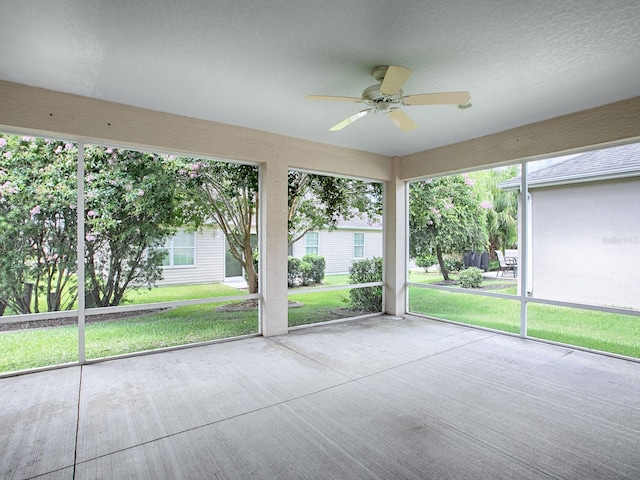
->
<box><xmin>0</xmin><ymin>136</ymin><xmax>78</xmax><ymax>313</ymax></box>
<box><xmin>409</xmin><ymin>175</ymin><xmax>487</xmax><ymax>281</ymax></box>
<box><xmin>184</xmin><ymin>166</ymin><xmax>383</xmax><ymax>295</ymax></box>
<box><xmin>181</xmin><ymin>161</ymin><xmax>261</xmax><ymax>294</ymax></box>
<box><xmin>288</xmin><ymin>171</ymin><xmax>382</xmax><ymax>246</ymax></box>
<box><xmin>0</xmin><ymin>135</ymin><xmax>190</xmax><ymax>313</ymax></box>
<box><xmin>467</xmin><ymin>168</ymin><xmax>518</xmax><ymax>257</ymax></box>
<box><xmin>83</xmin><ymin>146</ymin><xmax>187</xmax><ymax>307</ymax></box>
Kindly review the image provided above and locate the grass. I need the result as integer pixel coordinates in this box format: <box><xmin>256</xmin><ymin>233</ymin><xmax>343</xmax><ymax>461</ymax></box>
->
<box><xmin>288</xmin><ymin>289</ymin><xmax>357</xmax><ymax>327</ymax></box>
<box><xmin>122</xmin><ymin>282</ymin><xmax>244</xmax><ymax>304</ymax></box>
<box><xmin>292</xmin><ymin>273</ymin><xmax>351</xmax><ymax>289</ymax></box>
<box><xmin>528</xmin><ymin>304</ymin><xmax>640</xmax><ymax>358</ymax></box>
<box><xmin>2</xmin><ymin>273</ymin><xmax>638</xmax><ymax>373</ymax></box>
<box><xmin>85</xmin><ymin>303</ymin><xmax>258</xmax><ymax>359</ymax></box>
<box><xmin>0</xmin><ymin>277</ymin><xmax>360</xmax><ymax>373</ymax></box>
<box><xmin>4</xmin><ymin>280</ymin><xmax>244</xmax><ymax>316</ymax></box>
<box><xmin>0</xmin><ymin>326</ymin><xmax>80</xmax><ymax>372</ymax></box>
<box><xmin>409</xmin><ymin>269</ymin><xmax>518</xmax><ymax>293</ymax></box>
<box><xmin>0</xmin><ymin>301</ymin><xmax>258</xmax><ymax>373</ymax></box>
<box><xmin>409</xmin><ymin>275</ymin><xmax>640</xmax><ymax>358</ymax></box>
<box><xmin>409</xmin><ymin>287</ymin><xmax>521</xmax><ymax>333</ymax></box>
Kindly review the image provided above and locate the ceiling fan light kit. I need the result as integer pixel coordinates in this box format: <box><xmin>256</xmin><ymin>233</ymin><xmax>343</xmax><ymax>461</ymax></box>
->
<box><xmin>306</xmin><ymin>65</ymin><xmax>471</xmax><ymax>132</ymax></box>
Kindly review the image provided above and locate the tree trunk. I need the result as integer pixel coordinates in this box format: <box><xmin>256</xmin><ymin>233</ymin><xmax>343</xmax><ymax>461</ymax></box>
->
<box><xmin>436</xmin><ymin>246</ymin><xmax>449</xmax><ymax>281</ymax></box>
<box><xmin>246</xmin><ymin>265</ymin><xmax>258</xmax><ymax>294</ymax></box>
<box><xmin>17</xmin><ymin>282</ymin><xmax>34</xmax><ymax>314</ymax></box>
<box><xmin>48</xmin><ymin>291</ymin><xmax>61</xmax><ymax>311</ymax></box>
<box><xmin>244</xmin><ymin>244</ymin><xmax>259</xmax><ymax>294</ymax></box>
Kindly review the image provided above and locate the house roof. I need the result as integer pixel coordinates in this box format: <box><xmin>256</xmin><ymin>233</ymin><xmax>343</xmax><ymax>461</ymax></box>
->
<box><xmin>336</xmin><ymin>215</ymin><xmax>383</xmax><ymax>230</ymax></box>
<box><xmin>1</xmin><ymin>1</ymin><xmax>639</xmax><ymax>157</ymax></box>
<box><xmin>499</xmin><ymin>142</ymin><xmax>640</xmax><ymax>191</ymax></box>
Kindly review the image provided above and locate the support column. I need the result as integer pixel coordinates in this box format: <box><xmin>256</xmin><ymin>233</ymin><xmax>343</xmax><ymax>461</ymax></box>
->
<box><xmin>384</xmin><ymin>158</ymin><xmax>407</xmax><ymax>316</ymax></box>
<box><xmin>259</xmin><ymin>158</ymin><xmax>289</xmax><ymax>336</ymax></box>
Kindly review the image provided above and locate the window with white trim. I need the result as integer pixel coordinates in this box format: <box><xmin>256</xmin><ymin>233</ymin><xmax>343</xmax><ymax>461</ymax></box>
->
<box><xmin>353</xmin><ymin>232</ymin><xmax>365</xmax><ymax>259</ymax></box>
<box><xmin>160</xmin><ymin>230</ymin><xmax>196</xmax><ymax>267</ymax></box>
<box><xmin>305</xmin><ymin>231</ymin><xmax>319</xmax><ymax>255</ymax></box>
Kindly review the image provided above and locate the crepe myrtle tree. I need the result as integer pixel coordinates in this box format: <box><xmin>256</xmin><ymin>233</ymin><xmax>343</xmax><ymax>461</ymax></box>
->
<box><xmin>409</xmin><ymin>175</ymin><xmax>488</xmax><ymax>281</ymax></box>
<box><xmin>0</xmin><ymin>135</ymin><xmax>191</xmax><ymax>313</ymax></box>
<box><xmin>181</xmin><ymin>164</ymin><xmax>383</xmax><ymax>295</ymax></box>
<box><xmin>180</xmin><ymin>161</ymin><xmax>261</xmax><ymax>294</ymax></box>
<box><xmin>82</xmin><ymin>146</ymin><xmax>189</xmax><ymax>307</ymax></box>
<box><xmin>0</xmin><ymin>136</ymin><xmax>78</xmax><ymax>313</ymax></box>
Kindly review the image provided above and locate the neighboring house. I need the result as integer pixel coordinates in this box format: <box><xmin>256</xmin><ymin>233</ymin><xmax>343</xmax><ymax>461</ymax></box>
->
<box><xmin>289</xmin><ymin>216</ymin><xmax>383</xmax><ymax>275</ymax></box>
<box><xmin>156</xmin><ymin>216</ymin><xmax>383</xmax><ymax>285</ymax></box>
<box><xmin>499</xmin><ymin>143</ymin><xmax>640</xmax><ymax>310</ymax></box>
<box><xmin>155</xmin><ymin>228</ymin><xmax>226</xmax><ymax>286</ymax></box>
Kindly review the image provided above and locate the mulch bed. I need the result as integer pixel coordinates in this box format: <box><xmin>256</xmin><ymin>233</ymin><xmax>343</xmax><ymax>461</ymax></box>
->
<box><xmin>0</xmin><ymin>299</ymin><xmax>308</xmax><ymax>331</ymax></box>
<box><xmin>215</xmin><ymin>299</ymin><xmax>304</xmax><ymax>312</ymax></box>
<box><xmin>433</xmin><ymin>279</ymin><xmax>515</xmax><ymax>290</ymax></box>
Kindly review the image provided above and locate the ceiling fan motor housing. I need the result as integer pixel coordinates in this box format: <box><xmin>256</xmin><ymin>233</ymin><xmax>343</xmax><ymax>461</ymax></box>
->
<box><xmin>362</xmin><ymin>84</ymin><xmax>402</xmax><ymax>113</ymax></box>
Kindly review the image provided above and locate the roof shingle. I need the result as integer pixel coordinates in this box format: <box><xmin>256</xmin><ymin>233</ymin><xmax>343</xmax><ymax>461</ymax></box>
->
<box><xmin>499</xmin><ymin>142</ymin><xmax>640</xmax><ymax>190</ymax></box>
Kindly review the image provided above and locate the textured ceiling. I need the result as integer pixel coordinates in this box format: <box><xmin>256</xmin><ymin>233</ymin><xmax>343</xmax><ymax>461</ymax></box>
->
<box><xmin>1</xmin><ymin>0</ymin><xmax>639</xmax><ymax>157</ymax></box>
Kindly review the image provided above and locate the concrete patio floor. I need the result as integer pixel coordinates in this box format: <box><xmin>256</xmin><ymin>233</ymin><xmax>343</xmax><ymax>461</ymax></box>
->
<box><xmin>1</xmin><ymin>314</ymin><xmax>639</xmax><ymax>479</ymax></box>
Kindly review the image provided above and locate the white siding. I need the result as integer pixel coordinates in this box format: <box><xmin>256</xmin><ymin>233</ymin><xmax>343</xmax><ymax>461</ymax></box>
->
<box><xmin>157</xmin><ymin>226</ymin><xmax>383</xmax><ymax>285</ymax></box>
<box><xmin>292</xmin><ymin>228</ymin><xmax>383</xmax><ymax>274</ymax></box>
<box><xmin>156</xmin><ymin>228</ymin><xmax>225</xmax><ymax>285</ymax></box>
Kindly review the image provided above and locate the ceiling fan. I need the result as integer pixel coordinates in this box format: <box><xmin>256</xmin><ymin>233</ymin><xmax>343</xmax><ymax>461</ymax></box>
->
<box><xmin>305</xmin><ymin>65</ymin><xmax>471</xmax><ymax>132</ymax></box>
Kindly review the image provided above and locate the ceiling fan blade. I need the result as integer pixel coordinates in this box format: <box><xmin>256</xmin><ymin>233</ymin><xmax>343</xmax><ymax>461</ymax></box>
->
<box><xmin>403</xmin><ymin>91</ymin><xmax>471</xmax><ymax>106</ymax></box>
<box><xmin>380</xmin><ymin>66</ymin><xmax>412</xmax><ymax>95</ymax></box>
<box><xmin>387</xmin><ymin>109</ymin><xmax>417</xmax><ymax>132</ymax></box>
<box><xmin>305</xmin><ymin>95</ymin><xmax>363</xmax><ymax>103</ymax></box>
<box><xmin>329</xmin><ymin>109</ymin><xmax>371</xmax><ymax>131</ymax></box>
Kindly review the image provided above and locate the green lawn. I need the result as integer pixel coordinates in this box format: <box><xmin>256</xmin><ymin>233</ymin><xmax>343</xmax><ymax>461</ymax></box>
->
<box><xmin>292</xmin><ymin>273</ymin><xmax>351</xmax><ymax>289</ymax></box>
<box><xmin>408</xmin><ymin>269</ymin><xmax>518</xmax><ymax>293</ymax></box>
<box><xmin>287</xmin><ymin>274</ymin><xmax>377</xmax><ymax>327</ymax></box>
<box><xmin>2</xmin><ymin>273</ymin><xmax>638</xmax><ymax>374</ymax></box>
<box><xmin>4</xmin><ymin>280</ymin><xmax>245</xmax><ymax>316</ymax></box>
<box><xmin>122</xmin><ymin>282</ymin><xmax>244</xmax><ymax>304</ymax></box>
<box><xmin>528</xmin><ymin>304</ymin><xmax>640</xmax><ymax>358</ymax></box>
<box><xmin>0</xmin><ymin>300</ymin><xmax>259</xmax><ymax>373</ymax></box>
<box><xmin>288</xmin><ymin>289</ymin><xmax>357</xmax><ymax>327</ymax></box>
<box><xmin>409</xmin><ymin>285</ymin><xmax>640</xmax><ymax>358</ymax></box>
<box><xmin>0</xmin><ymin>327</ymin><xmax>80</xmax><ymax>372</ymax></box>
<box><xmin>409</xmin><ymin>287</ymin><xmax>521</xmax><ymax>333</ymax></box>
<box><xmin>0</xmin><ymin>277</ymin><xmax>361</xmax><ymax>373</ymax></box>
<box><xmin>1</xmin><ymin>281</ymin><xmax>255</xmax><ymax>373</ymax></box>
<box><xmin>85</xmin><ymin>302</ymin><xmax>258</xmax><ymax>359</ymax></box>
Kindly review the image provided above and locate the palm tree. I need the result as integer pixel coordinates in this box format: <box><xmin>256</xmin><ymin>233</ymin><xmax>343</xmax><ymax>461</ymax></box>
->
<box><xmin>485</xmin><ymin>167</ymin><xmax>518</xmax><ymax>258</ymax></box>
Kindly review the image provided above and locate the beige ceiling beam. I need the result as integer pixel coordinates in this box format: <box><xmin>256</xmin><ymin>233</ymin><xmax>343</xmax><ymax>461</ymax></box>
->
<box><xmin>399</xmin><ymin>96</ymin><xmax>640</xmax><ymax>181</ymax></box>
<box><xmin>0</xmin><ymin>80</ymin><xmax>391</xmax><ymax>182</ymax></box>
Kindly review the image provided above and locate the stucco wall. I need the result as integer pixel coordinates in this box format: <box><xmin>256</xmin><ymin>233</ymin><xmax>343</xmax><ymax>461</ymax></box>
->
<box><xmin>530</xmin><ymin>178</ymin><xmax>640</xmax><ymax>309</ymax></box>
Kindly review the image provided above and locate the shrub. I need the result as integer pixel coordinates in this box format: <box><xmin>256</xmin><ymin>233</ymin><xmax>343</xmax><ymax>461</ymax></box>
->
<box><xmin>288</xmin><ymin>255</ymin><xmax>326</xmax><ymax>287</ymax></box>
<box><xmin>443</xmin><ymin>256</ymin><xmax>463</xmax><ymax>273</ymax></box>
<box><xmin>458</xmin><ymin>267</ymin><xmax>483</xmax><ymax>288</ymax></box>
<box><xmin>348</xmin><ymin>257</ymin><xmax>383</xmax><ymax>312</ymax></box>
<box><xmin>415</xmin><ymin>254</ymin><xmax>438</xmax><ymax>272</ymax></box>
<box><xmin>302</xmin><ymin>254</ymin><xmax>325</xmax><ymax>284</ymax></box>
<box><xmin>287</xmin><ymin>256</ymin><xmax>301</xmax><ymax>287</ymax></box>
<box><xmin>299</xmin><ymin>260</ymin><xmax>313</xmax><ymax>286</ymax></box>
